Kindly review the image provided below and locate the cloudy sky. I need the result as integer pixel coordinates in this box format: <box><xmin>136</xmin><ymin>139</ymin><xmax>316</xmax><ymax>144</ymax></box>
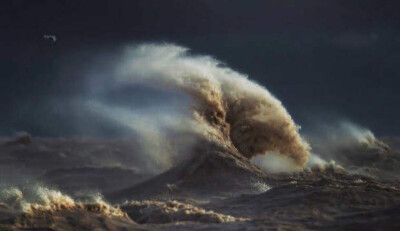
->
<box><xmin>1</xmin><ymin>0</ymin><xmax>399</xmax><ymax>136</ymax></box>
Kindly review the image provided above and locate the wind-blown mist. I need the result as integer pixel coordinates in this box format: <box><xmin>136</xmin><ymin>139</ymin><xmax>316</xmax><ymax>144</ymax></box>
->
<box><xmin>87</xmin><ymin>44</ymin><xmax>310</xmax><ymax>170</ymax></box>
<box><xmin>305</xmin><ymin>121</ymin><xmax>390</xmax><ymax>154</ymax></box>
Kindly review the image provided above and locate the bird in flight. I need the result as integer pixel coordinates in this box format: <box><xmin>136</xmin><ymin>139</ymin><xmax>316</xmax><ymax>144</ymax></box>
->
<box><xmin>43</xmin><ymin>34</ymin><xmax>57</xmax><ymax>43</ymax></box>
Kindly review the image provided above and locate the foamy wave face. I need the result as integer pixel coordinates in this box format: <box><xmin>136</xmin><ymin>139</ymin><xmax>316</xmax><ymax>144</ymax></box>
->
<box><xmin>108</xmin><ymin>44</ymin><xmax>310</xmax><ymax>168</ymax></box>
<box><xmin>0</xmin><ymin>186</ymin><xmax>124</xmax><ymax>217</ymax></box>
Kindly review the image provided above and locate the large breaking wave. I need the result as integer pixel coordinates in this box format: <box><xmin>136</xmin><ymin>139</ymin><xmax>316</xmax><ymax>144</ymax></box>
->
<box><xmin>106</xmin><ymin>44</ymin><xmax>310</xmax><ymax>168</ymax></box>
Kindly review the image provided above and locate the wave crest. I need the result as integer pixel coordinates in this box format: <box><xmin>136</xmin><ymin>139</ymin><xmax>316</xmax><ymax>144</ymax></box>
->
<box><xmin>115</xmin><ymin>44</ymin><xmax>310</xmax><ymax>167</ymax></box>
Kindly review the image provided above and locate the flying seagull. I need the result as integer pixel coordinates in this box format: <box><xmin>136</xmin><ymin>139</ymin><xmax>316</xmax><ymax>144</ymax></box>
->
<box><xmin>43</xmin><ymin>34</ymin><xmax>57</xmax><ymax>43</ymax></box>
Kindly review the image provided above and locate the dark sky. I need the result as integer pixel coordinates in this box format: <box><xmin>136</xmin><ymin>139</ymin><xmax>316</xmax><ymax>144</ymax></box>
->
<box><xmin>1</xmin><ymin>0</ymin><xmax>400</xmax><ymax>136</ymax></box>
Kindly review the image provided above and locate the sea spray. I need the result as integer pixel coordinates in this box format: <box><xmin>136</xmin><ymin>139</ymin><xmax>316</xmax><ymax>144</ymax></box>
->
<box><xmin>112</xmin><ymin>44</ymin><xmax>310</xmax><ymax>167</ymax></box>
